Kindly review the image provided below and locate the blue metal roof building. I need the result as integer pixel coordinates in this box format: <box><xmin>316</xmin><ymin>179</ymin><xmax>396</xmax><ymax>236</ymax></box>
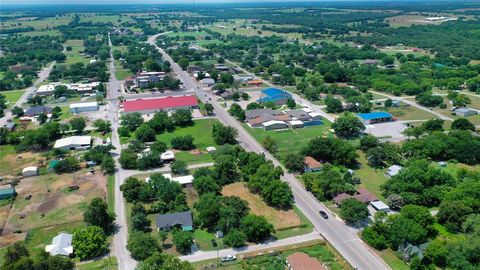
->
<box><xmin>357</xmin><ymin>112</ymin><xmax>393</xmax><ymax>124</ymax></box>
<box><xmin>257</xmin><ymin>87</ymin><xmax>292</xmax><ymax>105</ymax></box>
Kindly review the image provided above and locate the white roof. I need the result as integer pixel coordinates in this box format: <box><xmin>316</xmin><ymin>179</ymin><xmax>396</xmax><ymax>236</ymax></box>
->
<box><xmin>206</xmin><ymin>146</ymin><xmax>217</xmax><ymax>152</ymax></box>
<box><xmin>45</xmin><ymin>233</ymin><xmax>73</xmax><ymax>256</ymax></box>
<box><xmin>262</xmin><ymin>120</ymin><xmax>287</xmax><ymax>127</ymax></box>
<box><xmin>160</xmin><ymin>150</ymin><xmax>175</xmax><ymax>160</ymax></box>
<box><xmin>162</xmin><ymin>173</ymin><xmax>194</xmax><ymax>185</ymax></box>
<box><xmin>308</xmin><ymin>112</ymin><xmax>321</xmax><ymax>117</ymax></box>
<box><xmin>387</xmin><ymin>165</ymin><xmax>403</xmax><ymax>176</ymax></box>
<box><xmin>290</xmin><ymin>120</ymin><xmax>303</xmax><ymax>125</ymax></box>
<box><xmin>69</xmin><ymin>102</ymin><xmax>98</xmax><ymax>109</ymax></box>
<box><xmin>302</xmin><ymin>108</ymin><xmax>313</xmax><ymax>113</ymax></box>
<box><xmin>200</xmin><ymin>78</ymin><xmax>215</xmax><ymax>84</ymax></box>
<box><xmin>22</xmin><ymin>166</ymin><xmax>38</xmax><ymax>173</ymax></box>
<box><xmin>37</xmin><ymin>83</ymin><xmax>60</xmax><ymax>93</ymax></box>
<box><xmin>54</xmin><ymin>136</ymin><xmax>91</xmax><ymax>149</ymax></box>
<box><xmin>370</xmin><ymin>200</ymin><xmax>390</xmax><ymax>211</ymax></box>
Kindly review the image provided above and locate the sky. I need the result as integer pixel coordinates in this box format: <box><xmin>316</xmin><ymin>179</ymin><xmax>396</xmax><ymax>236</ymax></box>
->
<box><xmin>1</xmin><ymin>0</ymin><xmax>361</xmax><ymax>5</ymax></box>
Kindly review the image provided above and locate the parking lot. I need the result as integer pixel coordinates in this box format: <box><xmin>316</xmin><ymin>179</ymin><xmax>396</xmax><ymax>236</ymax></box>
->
<box><xmin>364</xmin><ymin>121</ymin><xmax>409</xmax><ymax>142</ymax></box>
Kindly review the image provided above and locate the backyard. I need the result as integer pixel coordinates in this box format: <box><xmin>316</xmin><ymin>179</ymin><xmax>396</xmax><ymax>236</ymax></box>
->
<box><xmin>1</xmin><ymin>90</ymin><xmax>25</xmax><ymax>107</ymax></box>
<box><xmin>242</xmin><ymin>122</ymin><xmax>331</xmax><ymax>158</ymax></box>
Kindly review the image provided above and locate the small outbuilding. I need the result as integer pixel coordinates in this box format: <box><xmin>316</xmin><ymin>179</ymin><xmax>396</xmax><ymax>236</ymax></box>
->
<box><xmin>45</xmin><ymin>233</ymin><xmax>73</xmax><ymax>257</ymax></box>
<box><xmin>289</xmin><ymin>120</ymin><xmax>304</xmax><ymax>129</ymax></box>
<box><xmin>206</xmin><ymin>146</ymin><xmax>217</xmax><ymax>153</ymax></box>
<box><xmin>69</xmin><ymin>102</ymin><xmax>99</xmax><ymax>113</ymax></box>
<box><xmin>455</xmin><ymin>107</ymin><xmax>477</xmax><ymax>117</ymax></box>
<box><xmin>162</xmin><ymin>173</ymin><xmax>194</xmax><ymax>187</ymax></box>
<box><xmin>0</xmin><ymin>187</ymin><xmax>16</xmax><ymax>200</ymax></box>
<box><xmin>22</xmin><ymin>166</ymin><xmax>38</xmax><ymax>177</ymax></box>
<box><xmin>304</xmin><ymin>156</ymin><xmax>322</xmax><ymax>172</ymax></box>
<box><xmin>200</xmin><ymin>78</ymin><xmax>215</xmax><ymax>87</ymax></box>
<box><xmin>160</xmin><ymin>151</ymin><xmax>175</xmax><ymax>162</ymax></box>
<box><xmin>370</xmin><ymin>200</ymin><xmax>390</xmax><ymax>212</ymax></box>
<box><xmin>386</xmin><ymin>165</ymin><xmax>403</xmax><ymax>178</ymax></box>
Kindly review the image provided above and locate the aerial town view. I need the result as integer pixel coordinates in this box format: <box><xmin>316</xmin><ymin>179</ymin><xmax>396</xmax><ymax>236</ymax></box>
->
<box><xmin>1</xmin><ymin>0</ymin><xmax>480</xmax><ymax>269</ymax></box>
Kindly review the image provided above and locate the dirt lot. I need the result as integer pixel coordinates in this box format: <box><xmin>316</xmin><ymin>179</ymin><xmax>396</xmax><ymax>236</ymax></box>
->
<box><xmin>222</xmin><ymin>182</ymin><xmax>301</xmax><ymax>230</ymax></box>
<box><xmin>0</xmin><ymin>147</ymin><xmax>46</xmax><ymax>177</ymax></box>
<box><xmin>1</xmin><ymin>169</ymin><xmax>106</xmax><ymax>235</ymax></box>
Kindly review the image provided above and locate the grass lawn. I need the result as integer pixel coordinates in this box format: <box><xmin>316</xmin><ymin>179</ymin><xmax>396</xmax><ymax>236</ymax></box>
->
<box><xmin>20</xmin><ymin>30</ymin><xmax>62</xmax><ymax>37</ymax></box>
<box><xmin>77</xmin><ymin>257</ymin><xmax>118</xmax><ymax>270</ymax></box>
<box><xmin>242</xmin><ymin>122</ymin><xmax>331</xmax><ymax>159</ymax></box>
<box><xmin>114</xmin><ymin>61</ymin><xmax>132</xmax><ymax>80</ymax></box>
<box><xmin>194</xmin><ymin>229</ymin><xmax>224</xmax><ymax>251</ymax></box>
<box><xmin>59</xmin><ymin>106</ymin><xmax>73</xmax><ymax>120</ymax></box>
<box><xmin>25</xmin><ymin>221</ymin><xmax>84</xmax><ymax>255</ymax></box>
<box><xmin>107</xmin><ymin>175</ymin><xmax>115</xmax><ymax>212</ymax></box>
<box><xmin>378</xmin><ymin>249</ymin><xmax>410</xmax><ymax>270</ymax></box>
<box><xmin>354</xmin><ymin>151</ymin><xmax>388</xmax><ymax>200</ymax></box>
<box><xmin>64</xmin><ymin>39</ymin><xmax>90</xmax><ymax>65</ymax></box>
<box><xmin>377</xmin><ymin>104</ymin><xmax>436</xmax><ymax>121</ymax></box>
<box><xmin>2</xmin><ymin>90</ymin><xmax>25</xmax><ymax>107</ymax></box>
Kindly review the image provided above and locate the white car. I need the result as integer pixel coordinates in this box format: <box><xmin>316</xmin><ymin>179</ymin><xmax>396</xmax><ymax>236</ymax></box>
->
<box><xmin>221</xmin><ymin>255</ymin><xmax>237</xmax><ymax>262</ymax></box>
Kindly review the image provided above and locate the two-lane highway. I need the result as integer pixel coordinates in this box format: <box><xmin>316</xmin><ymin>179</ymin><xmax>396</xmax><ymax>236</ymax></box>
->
<box><xmin>148</xmin><ymin>34</ymin><xmax>390</xmax><ymax>270</ymax></box>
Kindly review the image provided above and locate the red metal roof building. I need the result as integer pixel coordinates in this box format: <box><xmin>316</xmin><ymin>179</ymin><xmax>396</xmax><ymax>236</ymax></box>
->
<box><xmin>122</xmin><ymin>95</ymin><xmax>198</xmax><ymax>114</ymax></box>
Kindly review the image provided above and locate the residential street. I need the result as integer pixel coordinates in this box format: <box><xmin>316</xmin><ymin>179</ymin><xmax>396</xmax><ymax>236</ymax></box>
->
<box><xmin>0</xmin><ymin>62</ymin><xmax>55</xmax><ymax>127</ymax></box>
<box><xmin>180</xmin><ymin>231</ymin><xmax>322</xmax><ymax>262</ymax></box>
<box><xmin>107</xmin><ymin>33</ymin><xmax>138</xmax><ymax>270</ymax></box>
<box><xmin>148</xmin><ymin>33</ymin><xmax>390</xmax><ymax>270</ymax></box>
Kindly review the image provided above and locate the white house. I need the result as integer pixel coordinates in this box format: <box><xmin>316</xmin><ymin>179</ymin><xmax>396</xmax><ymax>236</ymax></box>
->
<box><xmin>22</xmin><ymin>166</ymin><xmax>38</xmax><ymax>177</ymax></box>
<box><xmin>69</xmin><ymin>102</ymin><xmax>99</xmax><ymax>113</ymax></box>
<box><xmin>200</xmin><ymin>78</ymin><xmax>215</xmax><ymax>88</ymax></box>
<box><xmin>54</xmin><ymin>136</ymin><xmax>92</xmax><ymax>151</ymax></box>
<box><xmin>162</xmin><ymin>173</ymin><xmax>194</xmax><ymax>186</ymax></box>
<box><xmin>45</xmin><ymin>233</ymin><xmax>73</xmax><ymax>257</ymax></box>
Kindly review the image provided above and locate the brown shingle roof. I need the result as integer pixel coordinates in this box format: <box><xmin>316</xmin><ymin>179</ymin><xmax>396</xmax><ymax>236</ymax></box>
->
<box><xmin>333</xmin><ymin>188</ymin><xmax>378</xmax><ymax>205</ymax></box>
<box><xmin>287</xmin><ymin>252</ymin><xmax>325</xmax><ymax>270</ymax></box>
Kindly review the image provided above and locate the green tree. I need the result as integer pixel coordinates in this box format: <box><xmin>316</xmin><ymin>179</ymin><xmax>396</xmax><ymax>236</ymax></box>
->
<box><xmin>195</xmin><ymin>193</ymin><xmax>222</xmax><ymax>230</ymax></box>
<box><xmin>135</xmin><ymin>123</ymin><xmax>156</xmax><ymax>142</ymax></box>
<box><xmin>121</xmin><ymin>113</ymin><xmax>144</xmax><ymax>132</ymax></box>
<box><xmin>332</xmin><ymin>113</ymin><xmax>365</xmax><ymax>139</ymax></box>
<box><xmin>101</xmin><ymin>156</ymin><xmax>116</xmax><ymax>174</ymax></box>
<box><xmin>69</xmin><ymin>117</ymin><xmax>86</xmax><ymax>134</ymax></box>
<box><xmin>149</xmin><ymin>112</ymin><xmax>174</xmax><ymax>133</ymax></box>
<box><xmin>284</xmin><ymin>153</ymin><xmax>305</xmax><ymax>173</ymax></box>
<box><xmin>451</xmin><ymin>118</ymin><xmax>475</xmax><ymax>131</ymax></box>
<box><xmin>325</xmin><ymin>95</ymin><xmax>343</xmax><ymax>113</ymax></box>
<box><xmin>11</xmin><ymin>106</ymin><xmax>24</xmax><ymax>117</ymax></box>
<box><xmin>240</xmin><ymin>214</ymin><xmax>273</xmax><ymax>243</ymax></box>
<box><xmin>38</xmin><ymin>113</ymin><xmax>48</xmax><ymax>124</ymax></box>
<box><xmin>261</xmin><ymin>136</ymin><xmax>277</xmax><ymax>154</ymax></box>
<box><xmin>135</xmin><ymin>252</ymin><xmax>193</xmax><ymax>270</ymax></box>
<box><xmin>3</xmin><ymin>242</ymin><xmax>29</xmax><ymax>267</ymax></box>
<box><xmin>119</xmin><ymin>149</ymin><xmax>138</xmax><ymax>169</ymax></box>
<box><xmin>93</xmin><ymin>119</ymin><xmax>111</xmax><ymax>133</ymax></box>
<box><xmin>193</xmin><ymin>176</ymin><xmax>220</xmax><ymax>195</ymax></box>
<box><xmin>158</xmin><ymin>230</ymin><xmax>168</xmax><ymax>246</ymax></box>
<box><xmin>178</xmin><ymin>57</ymin><xmax>189</xmax><ymax>70</ymax></box>
<box><xmin>224</xmin><ymin>230</ymin><xmax>246</xmax><ymax>248</ymax></box>
<box><xmin>212</xmin><ymin>123</ymin><xmax>237</xmax><ymax>145</ymax></box>
<box><xmin>172</xmin><ymin>109</ymin><xmax>193</xmax><ymax>126</ymax></box>
<box><xmin>171</xmin><ymin>135</ymin><xmax>195</xmax><ymax>150</ymax></box>
<box><xmin>214</xmin><ymin>155</ymin><xmax>239</xmax><ymax>186</ymax></box>
<box><xmin>172</xmin><ymin>230</ymin><xmax>194</xmax><ymax>255</ymax></box>
<box><xmin>340</xmin><ymin>198</ymin><xmax>369</xmax><ymax>224</ymax></box>
<box><xmin>54</xmin><ymin>156</ymin><xmax>80</xmax><ymax>173</ymax></box>
<box><xmin>72</xmin><ymin>226</ymin><xmax>109</xmax><ymax>260</ymax></box>
<box><xmin>171</xmin><ymin>160</ymin><xmax>188</xmax><ymax>175</ymax></box>
<box><xmin>127</xmin><ymin>231</ymin><xmax>161</xmax><ymax>260</ymax></box>
<box><xmin>286</xmin><ymin>99</ymin><xmax>296</xmax><ymax>109</ymax></box>
<box><xmin>84</xmin><ymin>198</ymin><xmax>115</xmax><ymax>233</ymax></box>
<box><xmin>151</xmin><ymin>141</ymin><xmax>167</xmax><ymax>153</ymax></box>
<box><xmin>204</xmin><ymin>103</ymin><xmax>214</xmax><ymax>115</ymax></box>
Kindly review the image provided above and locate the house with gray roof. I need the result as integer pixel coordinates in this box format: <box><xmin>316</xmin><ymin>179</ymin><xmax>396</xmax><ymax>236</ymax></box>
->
<box><xmin>156</xmin><ymin>210</ymin><xmax>193</xmax><ymax>231</ymax></box>
<box><xmin>286</xmin><ymin>110</ymin><xmax>311</xmax><ymax>121</ymax></box>
<box><xmin>245</xmin><ymin>109</ymin><xmax>281</xmax><ymax>119</ymax></box>
<box><xmin>24</xmin><ymin>106</ymin><xmax>52</xmax><ymax>117</ymax></box>
<box><xmin>45</xmin><ymin>233</ymin><xmax>73</xmax><ymax>257</ymax></box>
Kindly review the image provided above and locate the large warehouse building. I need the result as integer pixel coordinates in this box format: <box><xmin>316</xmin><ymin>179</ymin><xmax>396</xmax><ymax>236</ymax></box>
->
<box><xmin>122</xmin><ymin>95</ymin><xmax>198</xmax><ymax>114</ymax></box>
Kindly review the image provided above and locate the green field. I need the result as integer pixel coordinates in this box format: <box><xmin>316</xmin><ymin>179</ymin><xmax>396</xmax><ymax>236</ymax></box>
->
<box><xmin>1</xmin><ymin>15</ymin><xmax>74</xmax><ymax>30</ymax></box>
<box><xmin>114</xmin><ymin>60</ymin><xmax>133</xmax><ymax>80</ymax></box>
<box><xmin>25</xmin><ymin>221</ymin><xmax>84</xmax><ymax>255</ymax></box>
<box><xmin>354</xmin><ymin>151</ymin><xmax>388</xmax><ymax>200</ymax></box>
<box><xmin>64</xmin><ymin>39</ymin><xmax>90</xmax><ymax>65</ymax></box>
<box><xmin>157</xmin><ymin>119</ymin><xmax>220</xmax><ymax>150</ymax></box>
<box><xmin>78</xmin><ymin>14</ymin><xmax>134</xmax><ymax>25</ymax></box>
<box><xmin>107</xmin><ymin>175</ymin><xmax>115</xmax><ymax>213</ymax></box>
<box><xmin>77</xmin><ymin>257</ymin><xmax>118</xmax><ymax>270</ymax></box>
<box><xmin>242</xmin><ymin>122</ymin><xmax>331</xmax><ymax>158</ymax></box>
<box><xmin>1</xmin><ymin>90</ymin><xmax>24</xmax><ymax>107</ymax></box>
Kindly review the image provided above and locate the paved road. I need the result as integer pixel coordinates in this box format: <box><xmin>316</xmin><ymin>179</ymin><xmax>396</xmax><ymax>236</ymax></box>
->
<box><xmin>107</xmin><ymin>33</ymin><xmax>138</xmax><ymax>270</ymax></box>
<box><xmin>149</xmin><ymin>34</ymin><xmax>390</xmax><ymax>270</ymax></box>
<box><xmin>121</xmin><ymin>162</ymin><xmax>214</xmax><ymax>179</ymax></box>
<box><xmin>181</xmin><ymin>231</ymin><xmax>322</xmax><ymax>262</ymax></box>
<box><xmin>0</xmin><ymin>62</ymin><xmax>55</xmax><ymax>127</ymax></box>
<box><xmin>369</xmin><ymin>90</ymin><xmax>453</xmax><ymax>121</ymax></box>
